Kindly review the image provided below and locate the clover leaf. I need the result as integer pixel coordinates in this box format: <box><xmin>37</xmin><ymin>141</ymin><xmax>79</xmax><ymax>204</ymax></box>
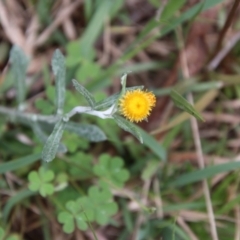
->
<box><xmin>93</xmin><ymin>154</ymin><xmax>130</xmax><ymax>187</ymax></box>
<box><xmin>28</xmin><ymin>167</ymin><xmax>55</xmax><ymax>197</ymax></box>
<box><xmin>58</xmin><ymin>186</ymin><xmax>118</xmax><ymax>233</ymax></box>
<box><xmin>68</xmin><ymin>152</ymin><xmax>93</xmax><ymax>179</ymax></box>
<box><xmin>58</xmin><ymin>199</ymin><xmax>89</xmax><ymax>233</ymax></box>
<box><xmin>64</xmin><ymin>132</ymin><xmax>89</xmax><ymax>153</ymax></box>
<box><xmin>85</xmin><ymin>185</ymin><xmax>118</xmax><ymax>225</ymax></box>
<box><xmin>58</xmin><ymin>197</ymin><xmax>94</xmax><ymax>233</ymax></box>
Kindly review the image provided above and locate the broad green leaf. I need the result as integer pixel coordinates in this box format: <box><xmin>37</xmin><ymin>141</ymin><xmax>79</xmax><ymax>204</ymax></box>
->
<box><xmin>3</xmin><ymin>189</ymin><xmax>35</xmax><ymax>222</ymax></box>
<box><xmin>72</xmin><ymin>79</ymin><xmax>96</xmax><ymax>108</ymax></box>
<box><xmin>51</xmin><ymin>49</ymin><xmax>66</xmax><ymax>115</ymax></box>
<box><xmin>138</xmin><ymin>128</ymin><xmax>166</xmax><ymax>161</ymax></box>
<box><xmin>42</xmin><ymin>119</ymin><xmax>66</xmax><ymax>162</ymax></box>
<box><xmin>10</xmin><ymin>45</ymin><xmax>29</xmax><ymax>106</ymax></box>
<box><xmin>0</xmin><ymin>153</ymin><xmax>41</xmax><ymax>174</ymax></box>
<box><xmin>170</xmin><ymin>90</ymin><xmax>204</xmax><ymax>121</ymax></box>
<box><xmin>170</xmin><ymin>160</ymin><xmax>240</xmax><ymax>187</ymax></box>
<box><xmin>32</xmin><ymin>123</ymin><xmax>67</xmax><ymax>153</ymax></box>
<box><xmin>65</xmin><ymin>121</ymin><xmax>107</xmax><ymax>142</ymax></box>
<box><xmin>113</xmin><ymin>115</ymin><xmax>143</xmax><ymax>143</ymax></box>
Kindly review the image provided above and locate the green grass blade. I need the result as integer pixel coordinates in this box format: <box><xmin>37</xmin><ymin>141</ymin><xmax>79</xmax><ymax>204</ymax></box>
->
<box><xmin>161</xmin><ymin>0</ymin><xmax>186</xmax><ymax>21</ymax></box>
<box><xmin>3</xmin><ymin>189</ymin><xmax>36</xmax><ymax>222</ymax></box>
<box><xmin>123</xmin><ymin>0</ymin><xmax>224</xmax><ymax>61</ymax></box>
<box><xmin>138</xmin><ymin>128</ymin><xmax>166</xmax><ymax>161</ymax></box>
<box><xmin>80</xmin><ymin>0</ymin><xmax>111</xmax><ymax>58</ymax></box>
<box><xmin>0</xmin><ymin>153</ymin><xmax>41</xmax><ymax>174</ymax></box>
<box><xmin>170</xmin><ymin>161</ymin><xmax>240</xmax><ymax>187</ymax></box>
<box><xmin>170</xmin><ymin>90</ymin><xmax>204</xmax><ymax>121</ymax></box>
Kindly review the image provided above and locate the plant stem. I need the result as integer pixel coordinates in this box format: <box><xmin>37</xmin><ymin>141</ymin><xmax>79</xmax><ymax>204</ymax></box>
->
<box><xmin>0</xmin><ymin>103</ymin><xmax>116</xmax><ymax>126</ymax></box>
<box><xmin>0</xmin><ymin>106</ymin><xmax>59</xmax><ymax>124</ymax></box>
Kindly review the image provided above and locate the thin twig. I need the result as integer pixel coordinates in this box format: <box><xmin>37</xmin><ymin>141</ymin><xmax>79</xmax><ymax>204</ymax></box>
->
<box><xmin>153</xmin><ymin>177</ymin><xmax>163</xmax><ymax>218</ymax></box>
<box><xmin>178</xmin><ymin>29</ymin><xmax>219</xmax><ymax>240</ymax></box>
<box><xmin>0</xmin><ymin>1</ymin><xmax>26</xmax><ymax>49</ymax></box>
<box><xmin>131</xmin><ymin>180</ymin><xmax>151</xmax><ymax>240</ymax></box>
<box><xmin>177</xmin><ymin>216</ymin><xmax>199</xmax><ymax>240</ymax></box>
<box><xmin>62</xmin><ymin>0</ymin><xmax>77</xmax><ymax>40</ymax></box>
<box><xmin>234</xmin><ymin>204</ymin><xmax>240</xmax><ymax>240</ymax></box>
<box><xmin>210</xmin><ymin>0</ymin><xmax>240</xmax><ymax>60</ymax></box>
<box><xmin>207</xmin><ymin>31</ymin><xmax>240</xmax><ymax>70</ymax></box>
<box><xmin>35</xmin><ymin>0</ymin><xmax>82</xmax><ymax>46</ymax></box>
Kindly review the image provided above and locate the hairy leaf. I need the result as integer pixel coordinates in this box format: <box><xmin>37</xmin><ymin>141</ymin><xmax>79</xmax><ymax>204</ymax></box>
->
<box><xmin>65</xmin><ymin>121</ymin><xmax>106</xmax><ymax>142</ymax></box>
<box><xmin>42</xmin><ymin>120</ymin><xmax>66</xmax><ymax>162</ymax></box>
<box><xmin>51</xmin><ymin>49</ymin><xmax>66</xmax><ymax>115</ymax></box>
<box><xmin>72</xmin><ymin>79</ymin><xmax>96</xmax><ymax>108</ymax></box>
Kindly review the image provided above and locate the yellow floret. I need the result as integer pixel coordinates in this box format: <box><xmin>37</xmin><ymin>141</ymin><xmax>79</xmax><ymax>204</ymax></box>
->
<box><xmin>119</xmin><ymin>89</ymin><xmax>156</xmax><ymax>122</ymax></box>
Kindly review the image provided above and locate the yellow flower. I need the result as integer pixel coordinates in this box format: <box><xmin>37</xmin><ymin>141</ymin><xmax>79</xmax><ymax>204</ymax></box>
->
<box><xmin>119</xmin><ymin>89</ymin><xmax>156</xmax><ymax>122</ymax></box>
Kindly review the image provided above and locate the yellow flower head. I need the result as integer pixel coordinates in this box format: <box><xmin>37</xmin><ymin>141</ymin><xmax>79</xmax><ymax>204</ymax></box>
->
<box><xmin>119</xmin><ymin>89</ymin><xmax>156</xmax><ymax>122</ymax></box>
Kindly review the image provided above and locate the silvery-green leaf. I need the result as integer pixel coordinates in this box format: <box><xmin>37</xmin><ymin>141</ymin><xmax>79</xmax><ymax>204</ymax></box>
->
<box><xmin>113</xmin><ymin>115</ymin><xmax>143</xmax><ymax>143</ymax></box>
<box><xmin>42</xmin><ymin>120</ymin><xmax>66</xmax><ymax>162</ymax></box>
<box><xmin>10</xmin><ymin>45</ymin><xmax>29</xmax><ymax>106</ymax></box>
<box><xmin>120</xmin><ymin>74</ymin><xmax>127</xmax><ymax>95</ymax></box>
<box><xmin>51</xmin><ymin>49</ymin><xmax>66</xmax><ymax>115</ymax></box>
<box><xmin>32</xmin><ymin>123</ymin><xmax>67</xmax><ymax>153</ymax></box>
<box><xmin>65</xmin><ymin>121</ymin><xmax>106</xmax><ymax>142</ymax></box>
<box><xmin>94</xmin><ymin>86</ymin><xmax>144</xmax><ymax>110</ymax></box>
<box><xmin>72</xmin><ymin>79</ymin><xmax>96</xmax><ymax>108</ymax></box>
<box><xmin>170</xmin><ymin>90</ymin><xmax>204</xmax><ymax>121</ymax></box>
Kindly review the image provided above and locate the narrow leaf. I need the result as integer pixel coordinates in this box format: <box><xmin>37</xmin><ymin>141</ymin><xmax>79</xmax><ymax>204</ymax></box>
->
<box><xmin>161</xmin><ymin>0</ymin><xmax>186</xmax><ymax>21</ymax></box>
<box><xmin>3</xmin><ymin>189</ymin><xmax>36</xmax><ymax>222</ymax></box>
<box><xmin>65</xmin><ymin>121</ymin><xmax>107</xmax><ymax>142</ymax></box>
<box><xmin>0</xmin><ymin>153</ymin><xmax>41</xmax><ymax>174</ymax></box>
<box><xmin>10</xmin><ymin>45</ymin><xmax>29</xmax><ymax>106</ymax></box>
<box><xmin>72</xmin><ymin>79</ymin><xmax>96</xmax><ymax>108</ymax></box>
<box><xmin>94</xmin><ymin>86</ymin><xmax>144</xmax><ymax>110</ymax></box>
<box><xmin>152</xmin><ymin>89</ymin><xmax>219</xmax><ymax>134</ymax></box>
<box><xmin>138</xmin><ymin>128</ymin><xmax>166</xmax><ymax>161</ymax></box>
<box><xmin>113</xmin><ymin>115</ymin><xmax>143</xmax><ymax>143</ymax></box>
<box><xmin>170</xmin><ymin>90</ymin><xmax>204</xmax><ymax>121</ymax></box>
<box><xmin>120</xmin><ymin>74</ymin><xmax>127</xmax><ymax>94</ymax></box>
<box><xmin>80</xmin><ymin>0</ymin><xmax>111</xmax><ymax>58</ymax></box>
<box><xmin>51</xmin><ymin>49</ymin><xmax>66</xmax><ymax>115</ymax></box>
<box><xmin>170</xmin><ymin>160</ymin><xmax>240</xmax><ymax>187</ymax></box>
<box><xmin>42</xmin><ymin>120</ymin><xmax>66</xmax><ymax>162</ymax></box>
<box><xmin>32</xmin><ymin>123</ymin><xmax>67</xmax><ymax>153</ymax></box>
